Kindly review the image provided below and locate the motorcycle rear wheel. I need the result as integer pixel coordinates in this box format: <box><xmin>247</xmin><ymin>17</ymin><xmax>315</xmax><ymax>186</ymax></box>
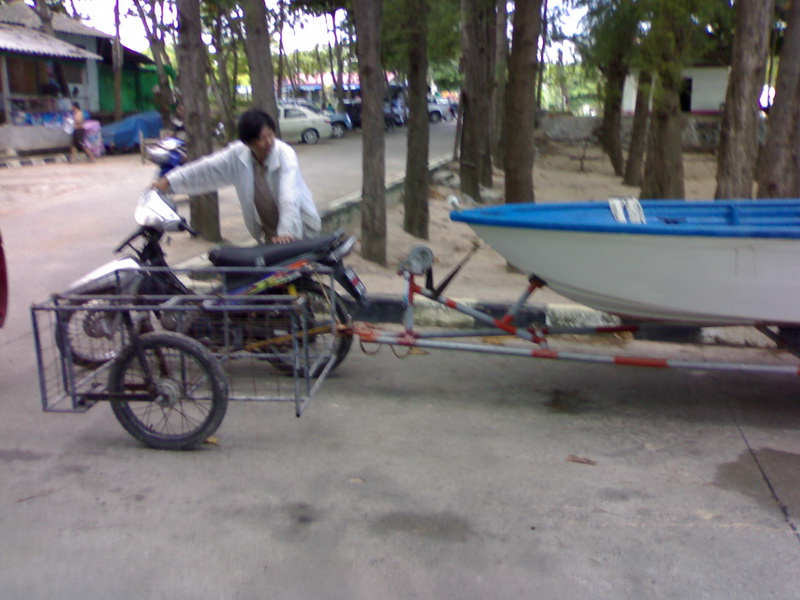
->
<box><xmin>257</xmin><ymin>279</ymin><xmax>352</xmax><ymax>377</ymax></box>
<box><xmin>108</xmin><ymin>333</ymin><xmax>228</xmax><ymax>450</ymax></box>
<box><xmin>56</xmin><ymin>290</ymin><xmax>150</xmax><ymax>369</ymax></box>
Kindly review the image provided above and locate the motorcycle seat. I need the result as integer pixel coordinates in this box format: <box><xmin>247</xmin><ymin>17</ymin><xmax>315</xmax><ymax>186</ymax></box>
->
<box><xmin>208</xmin><ymin>232</ymin><xmax>340</xmax><ymax>268</ymax></box>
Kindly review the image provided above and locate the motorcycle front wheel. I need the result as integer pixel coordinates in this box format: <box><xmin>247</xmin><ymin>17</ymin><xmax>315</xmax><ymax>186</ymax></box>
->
<box><xmin>256</xmin><ymin>279</ymin><xmax>352</xmax><ymax>377</ymax></box>
<box><xmin>108</xmin><ymin>333</ymin><xmax>229</xmax><ymax>450</ymax></box>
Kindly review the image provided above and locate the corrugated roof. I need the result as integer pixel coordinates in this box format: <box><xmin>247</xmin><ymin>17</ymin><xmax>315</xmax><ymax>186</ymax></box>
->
<box><xmin>0</xmin><ymin>23</ymin><xmax>101</xmax><ymax>60</ymax></box>
<box><xmin>0</xmin><ymin>1</ymin><xmax>112</xmax><ymax>39</ymax></box>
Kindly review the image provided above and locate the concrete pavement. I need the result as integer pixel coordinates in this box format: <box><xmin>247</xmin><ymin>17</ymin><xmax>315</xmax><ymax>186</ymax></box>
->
<box><xmin>3</xmin><ymin>342</ymin><xmax>800</xmax><ymax>598</ymax></box>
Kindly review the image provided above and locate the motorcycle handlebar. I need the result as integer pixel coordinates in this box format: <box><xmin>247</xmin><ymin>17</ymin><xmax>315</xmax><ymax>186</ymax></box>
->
<box><xmin>179</xmin><ymin>220</ymin><xmax>199</xmax><ymax>237</ymax></box>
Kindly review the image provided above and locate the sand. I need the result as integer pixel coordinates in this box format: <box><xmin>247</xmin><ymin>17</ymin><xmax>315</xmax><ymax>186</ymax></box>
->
<box><xmin>348</xmin><ymin>142</ymin><xmax>719</xmax><ymax>303</ymax></box>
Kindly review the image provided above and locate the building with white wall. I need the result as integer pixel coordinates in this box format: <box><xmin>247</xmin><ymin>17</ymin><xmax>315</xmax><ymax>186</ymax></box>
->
<box><xmin>622</xmin><ymin>65</ymin><xmax>730</xmax><ymax>115</ymax></box>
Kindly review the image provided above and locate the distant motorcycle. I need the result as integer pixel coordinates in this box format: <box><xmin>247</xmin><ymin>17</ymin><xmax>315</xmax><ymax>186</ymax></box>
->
<box><xmin>144</xmin><ymin>137</ymin><xmax>186</xmax><ymax>177</ymax></box>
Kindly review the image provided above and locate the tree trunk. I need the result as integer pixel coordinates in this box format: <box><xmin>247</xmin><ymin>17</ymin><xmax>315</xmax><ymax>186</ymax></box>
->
<box><xmin>758</xmin><ymin>0</ymin><xmax>800</xmax><ymax>199</ymax></box>
<box><xmin>241</xmin><ymin>0</ymin><xmax>280</xmax><ymax>133</ymax></box>
<box><xmin>715</xmin><ymin>0</ymin><xmax>775</xmax><ymax>200</ymax></box>
<box><xmin>113</xmin><ymin>0</ymin><xmax>123</xmax><ymax>121</ymax></box>
<box><xmin>641</xmin><ymin>82</ymin><xmax>684</xmax><ymax>199</ymax></box>
<box><xmin>491</xmin><ymin>0</ymin><xmax>508</xmax><ymax>167</ymax></box>
<box><xmin>176</xmin><ymin>0</ymin><xmax>221</xmax><ymax>242</ymax></box>
<box><xmin>353</xmin><ymin>0</ymin><xmax>387</xmax><ymax>266</ymax></box>
<box><xmin>504</xmin><ymin>0</ymin><xmax>542</xmax><ymax>205</ymax></box>
<box><xmin>460</xmin><ymin>0</ymin><xmax>495</xmax><ymax>202</ymax></box>
<box><xmin>315</xmin><ymin>46</ymin><xmax>328</xmax><ymax>109</ymax></box>
<box><xmin>623</xmin><ymin>70</ymin><xmax>651</xmax><ymax>187</ymax></box>
<box><xmin>207</xmin><ymin>10</ymin><xmax>237</xmax><ymax>143</ymax></box>
<box><xmin>600</xmin><ymin>61</ymin><xmax>627</xmax><ymax>177</ymax></box>
<box><xmin>331</xmin><ymin>11</ymin><xmax>347</xmax><ymax>109</ymax></box>
<box><xmin>132</xmin><ymin>0</ymin><xmax>173</xmax><ymax>117</ymax></box>
<box><xmin>640</xmin><ymin>1</ymin><xmax>691</xmax><ymax>200</ymax></box>
<box><xmin>403</xmin><ymin>0</ymin><xmax>430</xmax><ymax>239</ymax></box>
<box><xmin>535</xmin><ymin>0</ymin><xmax>548</xmax><ymax>110</ymax></box>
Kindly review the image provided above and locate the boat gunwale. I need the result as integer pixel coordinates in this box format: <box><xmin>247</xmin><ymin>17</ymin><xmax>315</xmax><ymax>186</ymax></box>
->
<box><xmin>451</xmin><ymin>200</ymin><xmax>800</xmax><ymax>239</ymax></box>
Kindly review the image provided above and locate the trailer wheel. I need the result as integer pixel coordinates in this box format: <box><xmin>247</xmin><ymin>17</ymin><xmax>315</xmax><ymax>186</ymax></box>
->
<box><xmin>108</xmin><ymin>333</ymin><xmax>228</xmax><ymax>450</ymax></box>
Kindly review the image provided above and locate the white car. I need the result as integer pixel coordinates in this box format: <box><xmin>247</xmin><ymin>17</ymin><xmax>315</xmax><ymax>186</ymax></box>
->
<box><xmin>278</xmin><ymin>105</ymin><xmax>332</xmax><ymax>144</ymax></box>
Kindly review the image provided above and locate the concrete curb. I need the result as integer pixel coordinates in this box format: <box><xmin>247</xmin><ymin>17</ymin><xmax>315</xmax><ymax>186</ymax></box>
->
<box><xmin>344</xmin><ymin>294</ymin><xmax>776</xmax><ymax>349</ymax></box>
<box><xmin>0</xmin><ymin>152</ymin><xmax>69</xmax><ymax>168</ymax></box>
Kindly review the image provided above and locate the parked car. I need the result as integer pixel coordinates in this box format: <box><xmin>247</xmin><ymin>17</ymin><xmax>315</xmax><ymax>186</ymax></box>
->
<box><xmin>325</xmin><ymin>110</ymin><xmax>352</xmax><ymax>138</ymax></box>
<box><xmin>343</xmin><ymin>101</ymin><xmax>403</xmax><ymax>132</ymax></box>
<box><xmin>283</xmin><ymin>101</ymin><xmax>353</xmax><ymax>138</ymax></box>
<box><xmin>278</xmin><ymin>105</ymin><xmax>333</xmax><ymax>144</ymax></box>
<box><xmin>428</xmin><ymin>98</ymin><xmax>451</xmax><ymax>123</ymax></box>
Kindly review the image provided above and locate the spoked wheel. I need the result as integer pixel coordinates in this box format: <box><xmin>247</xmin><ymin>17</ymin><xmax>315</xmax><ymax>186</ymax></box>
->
<box><xmin>257</xmin><ymin>279</ymin><xmax>352</xmax><ymax>377</ymax></box>
<box><xmin>108</xmin><ymin>333</ymin><xmax>228</xmax><ymax>450</ymax></box>
<box><xmin>56</xmin><ymin>294</ymin><xmax>149</xmax><ymax>368</ymax></box>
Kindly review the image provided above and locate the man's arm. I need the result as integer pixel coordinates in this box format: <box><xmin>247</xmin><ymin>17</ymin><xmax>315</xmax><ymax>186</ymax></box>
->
<box><xmin>274</xmin><ymin>146</ymin><xmax>305</xmax><ymax>241</ymax></box>
<box><xmin>154</xmin><ymin>144</ymin><xmax>240</xmax><ymax>195</ymax></box>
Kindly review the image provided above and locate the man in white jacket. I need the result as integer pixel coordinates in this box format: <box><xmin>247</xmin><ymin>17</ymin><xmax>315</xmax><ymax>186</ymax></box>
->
<box><xmin>153</xmin><ymin>109</ymin><xmax>321</xmax><ymax>244</ymax></box>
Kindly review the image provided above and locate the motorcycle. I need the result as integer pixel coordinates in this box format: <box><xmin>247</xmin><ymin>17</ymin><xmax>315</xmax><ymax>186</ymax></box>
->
<box><xmin>144</xmin><ymin>136</ymin><xmax>186</xmax><ymax>177</ymax></box>
<box><xmin>60</xmin><ymin>189</ymin><xmax>367</xmax><ymax>377</ymax></box>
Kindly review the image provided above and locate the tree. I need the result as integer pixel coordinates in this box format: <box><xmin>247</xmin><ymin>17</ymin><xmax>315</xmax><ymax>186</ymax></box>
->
<box><xmin>204</xmin><ymin>1</ymin><xmax>242</xmax><ymax>144</ymax></box>
<box><xmin>402</xmin><ymin>0</ymin><xmax>431</xmax><ymax>239</ymax></box>
<box><xmin>715</xmin><ymin>0</ymin><xmax>775</xmax><ymax>200</ymax></box>
<box><xmin>113</xmin><ymin>0</ymin><xmax>123</xmax><ymax>121</ymax></box>
<box><xmin>460</xmin><ymin>0</ymin><xmax>495</xmax><ymax>202</ymax></box>
<box><xmin>639</xmin><ymin>0</ymin><xmax>734</xmax><ymax>199</ymax></box>
<box><xmin>176</xmin><ymin>0</ymin><xmax>221</xmax><ymax>241</ymax></box>
<box><xmin>622</xmin><ymin>70</ymin><xmax>651</xmax><ymax>186</ymax></box>
<box><xmin>491</xmin><ymin>0</ymin><xmax>508</xmax><ymax>166</ymax></box>
<box><xmin>132</xmin><ymin>0</ymin><xmax>176</xmax><ymax>116</ymax></box>
<box><xmin>353</xmin><ymin>0</ymin><xmax>387</xmax><ymax>265</ymax></box>
<box><xmin>574</xmin><ymin>0</ymin><xmax>642</xmax><ymax>177</ymax></box>
<box><xmin>758</xmin><ymin>0</ymin><xmax>800</xmax><ymax>199</ymax></box>
<box><xmin>291</xmin><ymin>0</ymin><xmax>352</xmax><ymax>110</ymax></box>
<box><xmin>241</xmin><ymin>0</ymin><xmax>280</xmax><ymax>132</ymax></box>
<box><xmin>640</xmin><ymin>0</ymin><xmax>697</xmax><ymax>200</ymax></box>
<box><xmin>504</xmin><ymin>0</ymin><xmax>543</xmax><ymax>204</ymax></box>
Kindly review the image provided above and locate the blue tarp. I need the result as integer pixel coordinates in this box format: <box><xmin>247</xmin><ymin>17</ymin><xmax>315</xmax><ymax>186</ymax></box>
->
<box><xmin>101</xmin><ymin>111</ymin><xmax>163</xmax><ymax>151</ymax></box>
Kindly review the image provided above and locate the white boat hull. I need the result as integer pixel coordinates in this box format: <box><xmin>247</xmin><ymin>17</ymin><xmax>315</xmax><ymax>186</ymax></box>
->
<box><xmin>469</xmin><ymin>224</ymin><xmax>800</xmax><ymax>325</ymax></box>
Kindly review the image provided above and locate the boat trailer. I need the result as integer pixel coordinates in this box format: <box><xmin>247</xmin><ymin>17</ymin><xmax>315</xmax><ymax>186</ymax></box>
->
<box><xmin>353</xmin><ymin>244</ymin><xmax>800</xmax><ymax>378</ymax></box>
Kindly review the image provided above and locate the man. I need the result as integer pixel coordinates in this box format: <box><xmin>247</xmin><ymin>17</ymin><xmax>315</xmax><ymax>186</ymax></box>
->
<box><xmin>70</xmin><ymin>102</ymin><xmax>94</xmax><ymax>163</ymax></box>
<box><xmin>152</xmin><ymin>108</ymin><xmax>321</xmax><ymax>244</ymax></box>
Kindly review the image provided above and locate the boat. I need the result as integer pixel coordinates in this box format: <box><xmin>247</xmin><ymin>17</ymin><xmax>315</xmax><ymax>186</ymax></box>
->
<box><xmin>450</xmin><ymin>198</ymin><xmax>800</xmax><ymax>325</ymax></box>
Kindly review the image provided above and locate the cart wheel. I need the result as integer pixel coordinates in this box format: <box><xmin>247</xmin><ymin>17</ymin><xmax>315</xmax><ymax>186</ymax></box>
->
<box><xmin>260</xmin><ymin>280</ymin><xmax>352</xmax><ymax>377</ymax></box>
<box><xmin>107</xmin><ymin>333</ymin><xmax>228</xmax><ymax>450</ymax></box>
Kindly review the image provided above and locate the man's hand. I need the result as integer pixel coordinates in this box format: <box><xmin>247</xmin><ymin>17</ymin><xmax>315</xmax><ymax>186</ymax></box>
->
<box><xmin>271</xmin><ymin>235</ymin><xmax>295</xmax><ymax>244</ymax></box>
<box><xmin>152</xmin><ymin>177</ymin><xmax>171</xmax><ymax>192</ymax></box>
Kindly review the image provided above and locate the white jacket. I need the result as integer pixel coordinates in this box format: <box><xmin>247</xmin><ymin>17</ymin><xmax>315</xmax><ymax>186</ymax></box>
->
<box><xmin>165</xmin><ymin>139</ymin><xmax>321</xmax><ymax>242</ymax></box>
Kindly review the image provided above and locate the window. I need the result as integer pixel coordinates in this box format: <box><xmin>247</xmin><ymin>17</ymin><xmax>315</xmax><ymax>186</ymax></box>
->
<box><xmin>284</xmin><ymin>108</ymin><xmax>305</xmax><ymax>119</ymax></box>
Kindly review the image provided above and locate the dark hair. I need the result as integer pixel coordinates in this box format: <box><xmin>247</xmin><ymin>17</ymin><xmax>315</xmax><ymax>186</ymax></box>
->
<box><xmin>238</xmin><ymin>109</ymin><xmax>276</xmax><ymax>143</ymax></box>
<box><xmin>73</xmin><ymin>102</ymin><xmax>81</xmax><ymax>109</ymax></box>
